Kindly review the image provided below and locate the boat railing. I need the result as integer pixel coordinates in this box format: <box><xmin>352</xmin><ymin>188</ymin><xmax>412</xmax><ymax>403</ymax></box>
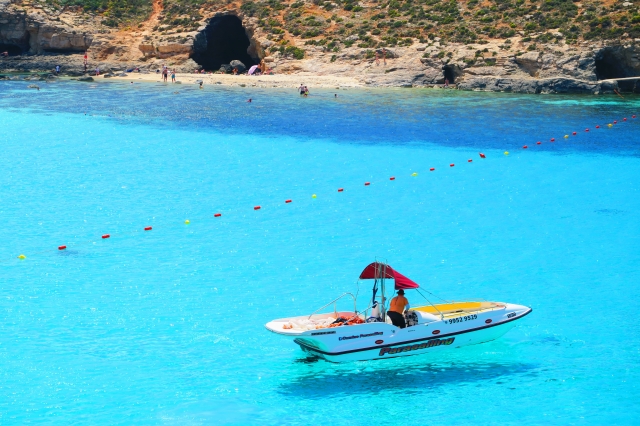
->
<box><xmin>308</xmin><ymin>292</ymin><xmax>357</xmax><ymax>319</ymax></box>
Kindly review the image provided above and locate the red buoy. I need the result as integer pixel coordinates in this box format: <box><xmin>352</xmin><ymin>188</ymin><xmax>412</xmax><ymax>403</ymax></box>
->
<box><xmin>364</xmin><ymin>182</ymin><xmax>370</xmax><ymax>186</ymax></box>
<box><xmin>338</xmin><ymin>188</ymin><xmax>344</xmax><ymax>192</ymax></box>
<box><xmin>633</xmin><ymin>115</ymin><xmax>637</xmax><ymax>118</ymax></box>
<box><xmin>585</xmin><ymin>128</ymin><xmax>589</xmax><ymax>132</ymax></box>
<box><xmin>58</xmin><ymin>245</ymin><xmax>66</xmax><ymax>250</ymax></box>
<box><xmin>450</xmin><ymin>163</ymin><xmax>454</xmax><ymax>167</ymax></box>
<box><xmin>623</xmin><ymin>118</ymin><xmax>627</xmax><ymax>121</ymax></box>
<box><xmin>536</xmin><ymin>141</ymin><xmax>541</xmax><ymax>145</ymax></box>
<box><xmin>596</xmin><ymin>125</ymin><xmax>600</xmax><ymax>129</ymax></box>
<box><xmin>572</xmin><ymin>132</ymin><xmax>577</xmax><ymax>135</ymax></box>
<box><xmin>479</xmin><ymin>153</ymin><xmax>486</xmax><ymax>158</ymax></box>
<box><xmin>390</xmin><ymin>177</ymin><xmax>395</xmax><ymax>180</ymax></box>
<box><xmin>284</xmin><ymin>200</ymin><xmax>292</xmax><ymax>204</ymax></box>
<box><xmin>523</xmin><ymin>145</ymin><xmax>528</xmax><ymax>149</ymax></box>
<box><xmin>614</xmin><ymin>120</ymin><xmax>617</xmax><ymax>124</ymax></box>
<box><xmin>214</xmin><ymin>213</ymin><xmax>222</xmax><ymax>216</ymax></box>
<box><xmin>430</xmin><ymin>167</ymin><xmax>435</xmax><ymax>171</ymax></box>
<box><xmin>102</xmin><ymin>234</ymin><xmax>110</xmax><ymax>239</ymax></box>
<box><xmin>468</xmin><ymin>159</ymin><xmax>472</xmax><ymax>162</ymax></box>
<box><xmin>254</xmin><ymin>206</ymin><xmax>261</xmax><ymax>210</ymax></box>
<box><xmin>550</xmin><ymin>138</ymin><xmax>555</xmax><ymax>142</ymax></box>
<box><xmin>144</xmin><ymin>226</ymin><xmax>152</xmax><ymax>231</ymax></box>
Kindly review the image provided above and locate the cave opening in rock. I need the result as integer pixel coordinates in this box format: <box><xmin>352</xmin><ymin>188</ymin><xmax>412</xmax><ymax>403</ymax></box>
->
<box><xmin>192</xmin><ymin>15</ymin><xmax>259</xmax><ymax>71</ymax></box>
<box><xmin>0</xmin><ymin>43</ymin><xmax>24</xmax><ymax>56</ymax></box>
<box><xmin>595</xmin><ymin>49</ymin><xmax>636</xmax><ymax>91</ymax></box>
<box><xmin>443</xmin><ymin>65</ymin><xmax>455</xmax><ymax>84</ymax></box>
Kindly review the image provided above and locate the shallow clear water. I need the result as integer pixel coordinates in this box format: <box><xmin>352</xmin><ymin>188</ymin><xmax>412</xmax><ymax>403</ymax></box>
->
<box><xmin>1</xmin><ymin>80</ymin><xmax>639</xmax><ymax>424</ymax></box>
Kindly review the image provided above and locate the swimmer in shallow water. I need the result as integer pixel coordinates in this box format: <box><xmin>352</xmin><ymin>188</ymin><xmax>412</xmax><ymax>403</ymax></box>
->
<box><xmin>247</xmin><ymin>98</ymin><xmax>252</xmax><ymax>103</ymax></box>
<box><xmin>199</xmin><ymin>81</ymin><xmax>203</xmax><ymax>89</ymax></box>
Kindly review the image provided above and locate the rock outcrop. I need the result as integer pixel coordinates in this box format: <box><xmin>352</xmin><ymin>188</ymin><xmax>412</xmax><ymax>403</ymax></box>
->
<box><xmin>2</xmin><ymin>0</ymin><xmax>640</xmax><ymax>94</ymax></box>
<box><xmin>0</xmin><ymin>5</ymin><xmax>92</xmax><ymax>54</ymax></box>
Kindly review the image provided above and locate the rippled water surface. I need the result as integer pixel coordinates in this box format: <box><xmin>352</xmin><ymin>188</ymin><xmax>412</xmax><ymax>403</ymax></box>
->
<box><xmin>1</xmin><ymin>80</ymin><xmax>639</xmax><ymax>424</ymax></box>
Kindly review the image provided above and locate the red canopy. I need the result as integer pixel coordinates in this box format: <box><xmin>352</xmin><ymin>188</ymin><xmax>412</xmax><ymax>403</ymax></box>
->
<box><xmin>359</xmin><ymin>262</ymin><xmax>420</xmax><ymax>290</ymax></box>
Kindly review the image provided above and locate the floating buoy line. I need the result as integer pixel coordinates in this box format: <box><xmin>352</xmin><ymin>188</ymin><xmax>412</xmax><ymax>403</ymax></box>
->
<box><xmin>8</xmin><ymin>113</ymin><xmax>637</xmax><ymax>263</ymax></box>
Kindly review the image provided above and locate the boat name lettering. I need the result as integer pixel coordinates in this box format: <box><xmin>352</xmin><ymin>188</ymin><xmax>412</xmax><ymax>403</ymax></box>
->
<box><xmin>448</xmin><ymin>314</ymin><xmax>477</xmax><ymax>324</ymax></box>
<box><xmin>507</xmin><ymin>312</ymin><xmax>517</xmax><ymax>319</ymax></box>
<box><xmin>338</xmin><ymin>332</ymin><xmax>383</xmax><ymax>341</ymax></box>
<box><xmin>378</xmin><ymin>338</ymin><xmax>455</xmax><ymax>356</ymax></box>
<box><xmin>339</xmin><ymin>335</ymin><xmax>360</xmax><ymax>341</ymax></box>
<box><xmin>311</xmin><ymin>331</ymin><xmax>337</xmax><ymax>336</ymax></box>
<box><xmin>359</xmin><ymin>331</ymin><xmax>383</xmax><ymax>338</ymax></box>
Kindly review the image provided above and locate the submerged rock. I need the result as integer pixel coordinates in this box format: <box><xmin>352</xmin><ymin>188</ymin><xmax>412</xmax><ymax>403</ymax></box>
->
<box><xmin>77</xmin><ymin>76</ymin><xmax>94</xmax><ymax>82</ymax></box>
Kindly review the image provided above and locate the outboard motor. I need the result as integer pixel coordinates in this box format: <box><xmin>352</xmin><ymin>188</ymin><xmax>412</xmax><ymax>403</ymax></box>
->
<box><xmin>366</xmin><ymin>301</ymin><xmax>383</xmax><ymax>323</ymax></box>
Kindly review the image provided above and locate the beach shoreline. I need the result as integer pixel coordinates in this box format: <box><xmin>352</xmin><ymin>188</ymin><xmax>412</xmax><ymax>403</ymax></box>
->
<box><xmin>100</xmin><ymin>72</ymin><xmax>366</xmax><ymax>89</ymax></box>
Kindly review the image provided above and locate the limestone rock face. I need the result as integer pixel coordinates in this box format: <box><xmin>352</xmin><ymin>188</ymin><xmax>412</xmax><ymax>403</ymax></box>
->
<box><xmin>514</xmin><ymin>51</ymin><xmax>540</xmax><ymax>76</ymax></box>
<box><xmin>138</xmin><ymin>44</ymin><xmax>155</xmax><ymax>55</ymax></box>
<box><xmin>157</xmin><ymin>44</ymin><xmax>192</xmax><ymax>55</ymax></box>
<box><xmin>458</xmin><ymin>76</ymin><xmax>617</xmax><ymax>94</ymax></box>
<box><xmin>2</xmin><ymin>0</ymin><xmax>640</xmax><ymax>94</ymax></box>
<box><xmin>46</xmin><ymin>31</ymin><xmax>92</xmax><ymax>51</ymax></box>
<box><xmin>0</xmin><ymin>9</ymin><xmax>91</xmax><ymax>54</ymax></box>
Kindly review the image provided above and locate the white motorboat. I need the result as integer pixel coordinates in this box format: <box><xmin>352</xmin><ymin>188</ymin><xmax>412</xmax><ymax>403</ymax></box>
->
<box><xmin>265</xmin><ymin>262</ymin><xmax>532</xmax><ymax>362</ymax></box>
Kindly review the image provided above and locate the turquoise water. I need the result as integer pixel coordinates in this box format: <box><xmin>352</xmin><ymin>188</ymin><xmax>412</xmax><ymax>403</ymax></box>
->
<box><xmin>1</xmin><ymin>81</ymin><xmax>639</xmax><ymax>424</ymax></box>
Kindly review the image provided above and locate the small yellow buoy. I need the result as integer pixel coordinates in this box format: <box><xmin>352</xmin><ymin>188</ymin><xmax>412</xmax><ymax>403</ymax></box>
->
<box><xmin>312</xmin><ymin>194</ymin><xmax>317</xmax><ymax>199</ymax></box>
<box><xmin>564</xmin><ymin>135</ymin><xmax>569</xmax><ymax>139</ymax></box>
<box><xmin>411</xmin><ymin>172</ymin><xmax>418</xmax><ymax>177</ymax></box>
<box><xmin>18</xmin><ymin>254</ymin><xmax>26</xmax><ymax>259</ymax></box>
<box><xmin>504</xmin><ymin>151</ymin><xmax>509</xmax><ymax>155</ymax></box>
<box><xmin>608</xmin><ymin>123</ymin><xmax>613</xmax><ymax>128</ymax></box>
<box><xmin>185</xmin><ymin>220</ymin><xmax>190</xmax><ymax>224</ymax></box>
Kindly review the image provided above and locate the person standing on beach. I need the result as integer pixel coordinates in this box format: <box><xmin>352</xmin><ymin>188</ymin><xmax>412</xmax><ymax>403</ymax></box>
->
<box><xmin>95</xmin><ymin>66</ymin><xmax>100</xmax><ymax>76</ymax></box>
<box><xmin>83</xmin><ymin>51</ymin><xmax>88</xmax><ymax>72</ymax></box>
<box><xmin>375</xmin><ymin>51</ymin><xmax>380</xmax><ymax>66</ymax></box>
<box><xmin>171</xmin><ymin>69</ymin><xmax>176</xmax><ymax>83</ymax></box>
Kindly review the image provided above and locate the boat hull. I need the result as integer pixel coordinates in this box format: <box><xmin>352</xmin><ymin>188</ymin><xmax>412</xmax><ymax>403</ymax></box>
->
<box><xmin>297</xmin><ymin>315</ymin><xmax>522</xmax><ymax>361</ymax></box>
<box><xmin>267</xmin><ymin>303</ymin><xmax>532</xmax><ymax>362</ymax></box>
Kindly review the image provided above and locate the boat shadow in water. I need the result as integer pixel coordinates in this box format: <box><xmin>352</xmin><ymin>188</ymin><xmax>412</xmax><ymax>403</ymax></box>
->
<box><xmin>279</xmin><ymin>359</ymin><xmax>539</xmax><ymax>399</ymax></box>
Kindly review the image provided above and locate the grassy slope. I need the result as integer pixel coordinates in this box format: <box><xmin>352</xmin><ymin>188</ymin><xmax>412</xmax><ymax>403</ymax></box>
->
<box><xmin>20</xmin><ymin>0</ymin><xmax>640</xmax><ymax>59</ymax></box>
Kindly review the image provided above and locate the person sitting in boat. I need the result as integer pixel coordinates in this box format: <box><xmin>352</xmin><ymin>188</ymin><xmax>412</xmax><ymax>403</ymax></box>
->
<box><xmin>388</xmin><ymin>289</ymin><xmax>410</xmax><ymax>328</ymax></box>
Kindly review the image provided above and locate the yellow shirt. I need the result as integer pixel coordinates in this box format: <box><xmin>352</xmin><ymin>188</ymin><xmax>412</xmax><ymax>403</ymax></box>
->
<box><xmin>389</xmin><ymin>295</ymin><xmax>409</xmax><ymax>313</ymax></box>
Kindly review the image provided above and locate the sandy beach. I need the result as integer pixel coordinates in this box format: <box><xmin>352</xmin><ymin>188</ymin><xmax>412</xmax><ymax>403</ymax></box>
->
<box><xmin>105</xmin><ymin>72</ymin><xmax>365</xmax><ymax>89</ymax></box>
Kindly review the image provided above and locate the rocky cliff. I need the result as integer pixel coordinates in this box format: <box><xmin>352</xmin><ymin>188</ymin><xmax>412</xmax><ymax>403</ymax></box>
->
<box><xmin>1</xmin><ymin>0</ymin><xmax>640</xmax><ymax>93</ymax></box>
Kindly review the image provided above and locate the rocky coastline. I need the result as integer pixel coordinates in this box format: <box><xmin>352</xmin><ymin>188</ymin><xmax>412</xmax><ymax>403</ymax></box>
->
<box><xmin>1</xmin><ymin>0</ymin><xmax>640</xmax><ymax>94</ymax></box>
